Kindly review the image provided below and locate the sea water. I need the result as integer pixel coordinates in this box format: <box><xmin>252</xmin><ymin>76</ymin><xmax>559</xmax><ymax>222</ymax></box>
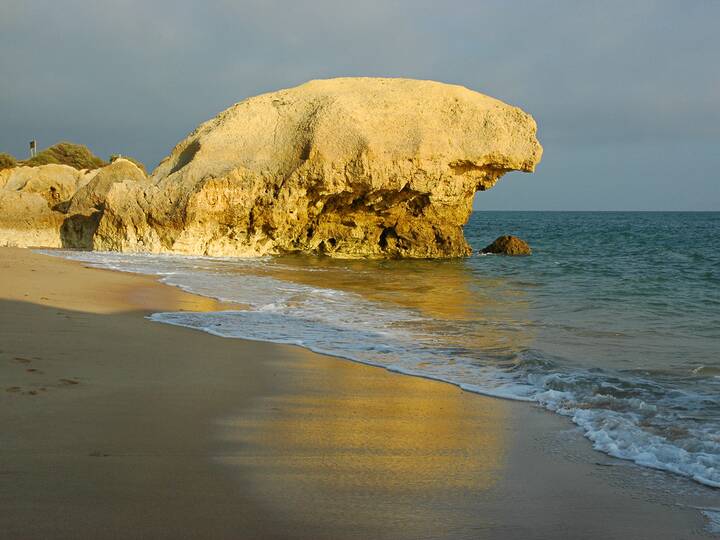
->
<box><xmin>45</xmin><ymin>211</ymin><xmax>720</xmax><ymax>489</ymax></box>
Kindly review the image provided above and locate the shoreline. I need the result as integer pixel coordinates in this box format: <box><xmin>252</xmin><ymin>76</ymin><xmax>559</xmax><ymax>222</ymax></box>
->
<box><xmin>1</xmin><ymin>247</ymin><xmax>716</xmax><ymax>539</ymax></box>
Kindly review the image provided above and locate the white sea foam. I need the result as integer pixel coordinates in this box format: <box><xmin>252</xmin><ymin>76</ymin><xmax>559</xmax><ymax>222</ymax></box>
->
<box><xmin>40</xmin><ymin>249</ymin><xmax>720</xmax><ymax>490</ymax></box>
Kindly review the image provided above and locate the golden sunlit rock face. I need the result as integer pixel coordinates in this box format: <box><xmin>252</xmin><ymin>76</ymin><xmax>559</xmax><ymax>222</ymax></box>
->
<box><xmin>0</xmin><ymin>79</ymin><xmax>541</xmax><ymax>258</ymax></box>
<box><xmin>97</xmin><ymin>78</ymin><xmax>541</xmax><ymax>258</ymax></box>
<box><xmin>0</xmin><ymin>159</ymin><xmax>145</xmax><ymax>249</ymax></box>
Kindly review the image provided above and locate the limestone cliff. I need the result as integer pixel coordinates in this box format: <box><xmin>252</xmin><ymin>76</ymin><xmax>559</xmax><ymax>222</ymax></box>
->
<box><xmin>96</xmin><ymin>78</ymin><xmax>542</xmax><ymax>257</ymax></box>
<box><xmin>0</xmin><ymin>190</ymin><xmax>66</xmax><ymax>248</ymax></box>
<box><xmin>0</xmin><ymin>78</ymin><xmax>542</xmax><ymax>257</ymax></box>
<box><xmin>0</xmin><ymin>164</ymin><xmax>85</xmax><ymax>247</ymax></box>
<box><xmin>62</xmin><ymin>159</ymin><xmax>148</xmax><ymax>248</ymax></box>
<box><xmin>0</xmin><ymin>159</ymin><xmax>144</xmax><ymax>248</ymax></box>
<box><xmin>1</xmin><ymin>164</ymin><xmax>88</xmax><ymax>207</ymax></box>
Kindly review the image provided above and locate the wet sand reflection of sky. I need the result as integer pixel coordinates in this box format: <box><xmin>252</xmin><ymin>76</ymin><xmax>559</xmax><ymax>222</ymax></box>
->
<box><xmin>216</xmin><ymin>341</ymin><xmax>514</xmax><ymax>537</ymax></box>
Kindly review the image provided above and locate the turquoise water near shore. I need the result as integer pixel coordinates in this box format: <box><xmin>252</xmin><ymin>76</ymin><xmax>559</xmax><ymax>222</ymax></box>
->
<box><xmin>48</xmin><ymin>211</ymin><xmax>720</xmax><ymax>488</ymax></box>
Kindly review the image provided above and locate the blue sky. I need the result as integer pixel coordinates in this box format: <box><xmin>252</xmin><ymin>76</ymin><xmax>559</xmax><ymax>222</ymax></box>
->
<box><xmin>1</xmin><ymin>0</ymin><xmax>718</xmax><ymax>210</ymax></box>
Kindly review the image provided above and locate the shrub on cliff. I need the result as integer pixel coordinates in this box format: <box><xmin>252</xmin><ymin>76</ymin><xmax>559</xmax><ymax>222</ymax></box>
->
<box><xmin>25</xmin><ymin>142</ymin><xmax>106</xmax><ymax>170</ymax></box>
<box><xmin>109</xmin><ymin>154</ymin><xmax>146</xmax><ymax>175</ymax></box>
<box><xmin>0</xmin><ymin>153</ymin><xmax>17</xmax><ymax>170</ymax></box>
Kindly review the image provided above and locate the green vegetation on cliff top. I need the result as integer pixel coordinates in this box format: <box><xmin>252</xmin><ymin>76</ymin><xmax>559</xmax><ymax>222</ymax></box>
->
<box><xmin>0</xmin><ymin>143</ymin><xmax>146</xmax><ymax>173</ymax></box>
<box><xmin>0</xmin><ymin>153</ymin><xmax>17</xmax><ymax>171</ymax></box>
<box><xmin>24</xmin><ymin>142</ymin><xmax>107</xmax><ymax>170</ymax></box>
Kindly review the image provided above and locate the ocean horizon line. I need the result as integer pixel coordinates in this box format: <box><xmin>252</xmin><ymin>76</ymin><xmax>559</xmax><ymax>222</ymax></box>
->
<box><xmin>473</xmin><ymin>209</ymin><xmax>720</xmax><ymax>213</ymax></box>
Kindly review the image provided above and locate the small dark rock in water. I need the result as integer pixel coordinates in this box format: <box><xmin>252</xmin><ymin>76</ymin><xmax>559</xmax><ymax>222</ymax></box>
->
<box><xmin>480</xmin><ymin>235</ymin><xmax>531</xmax><ymax>256</ymax></box>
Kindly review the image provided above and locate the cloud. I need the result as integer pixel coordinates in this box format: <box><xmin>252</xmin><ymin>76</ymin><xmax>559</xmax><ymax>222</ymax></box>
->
<box><xmin>1</xmin><ymin>0</ymin><xmax>718</xmax><ymax>209</ymax></box>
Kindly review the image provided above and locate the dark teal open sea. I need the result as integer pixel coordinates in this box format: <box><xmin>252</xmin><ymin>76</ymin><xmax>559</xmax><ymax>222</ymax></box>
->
<box><xmin>50</xmin><ymin>211</ymin><xmax>720</xmax><ymax>488</ymax></box>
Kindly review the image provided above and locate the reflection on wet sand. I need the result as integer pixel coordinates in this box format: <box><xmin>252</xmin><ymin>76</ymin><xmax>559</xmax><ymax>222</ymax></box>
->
<box><xmin>124</xmin><ymin>282</ymin><xmax>242</xmax><ymax>313</ymax></box>
<box><xmin>254</xmin><ymin>255</ymin><xmax>499</xmax><ymax>319</ymax></box>
<box><xmin>217</xmin><ymin>347</ymin><xmax>509</xmax><ymax>538</ymax></box>
<box><xmin>239</xmin><ymin>254</ymin><xmax>534</xmax><ymax>367</ymax></box>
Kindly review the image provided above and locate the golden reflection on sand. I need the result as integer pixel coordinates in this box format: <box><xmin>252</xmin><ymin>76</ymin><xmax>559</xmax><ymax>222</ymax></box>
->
<box><xmin>213</xmin><ymin>253</ymin><xmax>533</xmax><ymax>534</ymax></box>
<box><xmin>252</xmin><ymin>255</ymin><xmax>494</xmax><ymax>320</ymax></box>
<box><xmin>218</xmin><ymin>349</ymin><xmax>510</xmax><ymax>534</ymax></box>
<box><xmin>236</xmin><ymin>253</ymin><xmax>534</xmax><ymax>361</ymax></box>
<box><xmin>122</xmin><ymin>283</ymin><xmax>243</xmax><ymax>314</ymax></box>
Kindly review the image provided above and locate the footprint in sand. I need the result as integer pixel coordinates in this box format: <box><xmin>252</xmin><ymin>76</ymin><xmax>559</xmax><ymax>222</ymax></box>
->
<box><xmin>5</xmin><ymin>386</ymin><xmax>49</xmax><ymax>395</ymax></box>
<box><xmin>59</xmin><ymin>378</ymin><xmax>80</xmax><ymax>386</ymax></box>
<box><xmin>26</xmin><ymin>368</ymin><xmax>44</xmax><ymax>374</ymax></box>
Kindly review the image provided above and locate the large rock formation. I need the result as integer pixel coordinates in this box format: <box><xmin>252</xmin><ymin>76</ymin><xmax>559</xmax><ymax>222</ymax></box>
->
<box><xmin>0</xmin><ymin>164</ymin><xmax>88</xmax><ymax>247</ymax></box>
<box><xmin>0</xmin><ymin>160</ymin><xmax>143</xmax><ymax>248</ymax></box>
<box><xmin>1</xmin><ymin>164</ymin><xmax>91</xmax><ymax>207</ymax></box>
<box><xmin>61</xmin><ymin>159</ymin><xmax>147</xmax><ymax>248</ymax></box>
<box><xmin>0</xmin><ymin>78</ymin><xmax>542</xmax><ymax>257</ymax></box>
<box><xmin>0</xmin><ymin>190</ymin><xmax>66</xmax><ymax>248</ymax></box>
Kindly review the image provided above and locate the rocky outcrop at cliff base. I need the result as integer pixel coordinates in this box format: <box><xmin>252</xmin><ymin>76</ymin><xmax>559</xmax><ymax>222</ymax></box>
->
<box><xmin>0</xmin><ymin>78</ymin><xmax>542</xmax><ymax>258</ymax></box>
<box><xmin>0</xmin><ymin>160</ymin><xmax>144</xmax><ymax>248</ymax></box>
<box><xmin>481</xmin><ymin>235</ymin><xmax>532</xmax><ymax>256</ymax></box>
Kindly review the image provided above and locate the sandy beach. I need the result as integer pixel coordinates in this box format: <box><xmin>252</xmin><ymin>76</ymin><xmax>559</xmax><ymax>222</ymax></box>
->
<box><xmin>0</xmin><ymin>247</ymin><xmax>716</xmax><ymax>539</ymax></box>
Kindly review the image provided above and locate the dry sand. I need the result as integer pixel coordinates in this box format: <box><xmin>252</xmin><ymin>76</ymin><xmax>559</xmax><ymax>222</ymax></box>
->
<box><xmin>0</xmin><ymin>247</ymin><xmax>716</xmax><ymax>539</ymax></box>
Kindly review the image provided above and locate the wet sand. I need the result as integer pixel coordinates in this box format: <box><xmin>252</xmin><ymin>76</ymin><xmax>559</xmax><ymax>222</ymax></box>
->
<box><xmin>0</xmin><ymin>247</ymin><xmax>715</xmax><ymax>539</ymax></box>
